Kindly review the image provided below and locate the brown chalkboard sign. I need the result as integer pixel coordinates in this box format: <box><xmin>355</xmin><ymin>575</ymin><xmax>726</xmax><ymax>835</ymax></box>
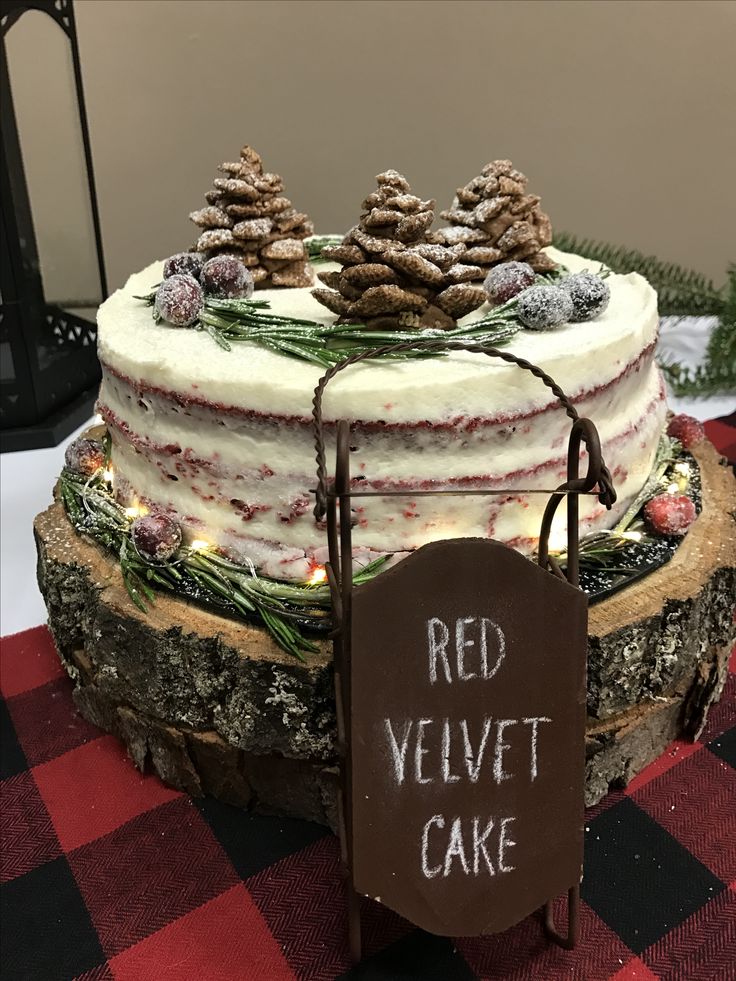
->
<box><xmin>350</xmin><ymin>538</ymin><xmax>587</xmax><ymax>937</ymax></box>
<box><xmin>311</xmin><ymin>341</ymin><xmax>616</xmax><ymax>961</ymax></box>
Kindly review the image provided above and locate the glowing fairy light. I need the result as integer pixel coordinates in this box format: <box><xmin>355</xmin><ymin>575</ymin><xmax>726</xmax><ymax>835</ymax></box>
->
<box><xmin>124</xmin><ymin>506</ymin><xmax>140</xmax><ymax>519</ymax></box>
<box><xmin>547</xmin><ymin>526</ymin><xmax>568</xmax><ymax>553</ymax></box>
<box><xmin>190</xmin><ymin>539</ymin><xmax>210</xmax><ymax>552</ymax></box>
<box><xmin>308</xmin><ymin>565</ymin><xmax>327</xmax><ymax>585</ymax></box>
<box><xmin>102</xmin><ymin>467</ymin><xmax>114</xmax><ymax>484</ymax></box>
<box><xmin>621</xmin><ymin>530</ymin><xmax>642</xmax><ymax>542</ymax></box>
<box><xmin>674</xmin><ymin>462</ymin><xmax>691</xmax><ymax>476</ymax></box>
<box><xmin>666</xmin><ymin>482</ymin><xmax>680</xmax><ymax>494</ymax></box>
<box><xmin>124</xmin><ymin>501</ymin><xmax>148</xmax><ymax>520</ymax></box>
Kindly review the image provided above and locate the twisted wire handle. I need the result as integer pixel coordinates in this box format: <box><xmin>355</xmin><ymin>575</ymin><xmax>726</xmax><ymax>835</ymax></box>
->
<box><xmin>311</xmin><ymin>341</ymin><xmax>614</xmax><ymax>520</ymax></box>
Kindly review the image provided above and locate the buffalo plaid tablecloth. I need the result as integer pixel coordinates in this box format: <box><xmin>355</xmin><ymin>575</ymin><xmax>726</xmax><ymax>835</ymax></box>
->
<box><xmin>2</xmin><ymin>414</ymin><xmax>735</xmax><ymax>981</ymax></box>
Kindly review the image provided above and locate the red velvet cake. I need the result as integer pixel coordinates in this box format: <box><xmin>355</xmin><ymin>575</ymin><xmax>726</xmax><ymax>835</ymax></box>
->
<box><xmin>96</xmin><ymin>246</ymin><xmax>666</xmax><ymax>579</ymax></box>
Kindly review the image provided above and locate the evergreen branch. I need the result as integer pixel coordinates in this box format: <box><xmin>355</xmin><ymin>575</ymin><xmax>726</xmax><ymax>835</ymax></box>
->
<box><xmin>613</xmin><ymin>436</ymin><xmax>679</xmax><ymax>534</ymax></box>
<box><xmin>139</xmin><ymin>236</ymin><xmax>732</xmax><ymax>392</ymax></box>
<box><xmin>574</xmin><ymin>531</ymin><xmax>645</xmax><ymax>574</ymax></box>
<box><xmin>553</xmin><ymin>232</ymin><xmax>725</xmax><ymax>316</ymax></box>
<box><xmin>660</xmin><ymin>264</ymin><xmax>736</xmax><ymax>397</ymax></box>
<box><xmin>553</xmin><ymin>437</ymin><xmax>691</xmax><ymax>574</ymax></box>
<box><xmin>60</xmin><ymin>428</ymin><xmax>697</xmax><ymax>645</ymax></box>
<box><xmin>553</xmin><ymin>527</ymin><xmax>652</xmax><ymax>574</ymax></box>
<box><xmin>139</xmin><ymin>251</ymin><xmax>585</xmax><ymax>363</ymax></box>
<box><xmin>306</xmin><ymin>235</ymin><xmax>344</xmax><ymax>262</ymax></box>
<box><xmin>555</xmin><ymin>233</ymin><xmax>735</xmax><ymax>396</ymax></box>
<box><xmin>58</xmin><ymin>468</ymin><xmax>388</xmax><ymax>659</ymax></box>
<box><xmin>102</xmin><ymin>430</ymin><xmax>112</xmax><ymax>467</ymax></box>
<box><xmin>659</xmin><ymin>357</ymin><xmax>736</xmax><ymax>398</ymax></box>
<box><xmin>192</xmin><ymin>295</ymin><xmax>524</xmax><ymax>365</ymax></box>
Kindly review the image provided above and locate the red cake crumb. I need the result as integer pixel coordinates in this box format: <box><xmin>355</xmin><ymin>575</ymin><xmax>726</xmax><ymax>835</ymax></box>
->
<box><xmin>643</xmin><ymin>493</ymin><xmax>697</xmax><ymax>536</ymax></box>
<box><xmin>667</xmin><ymin>414</ymin><xmax>705</xmax><ymax>449</ymax></box>
<box><xmin>229</xmin><ymin>499</ymin><xmax>271</xmax><ymax>521</ymax></box>
<box><xmin>230</xmin><ymin>498</ymin><xmax>255</xmax><ymax>520</ymax></box>
<box><xmin>279</xmin><ymin>496</ymin><xmax>311</xmax><ymax>523</ymax></box>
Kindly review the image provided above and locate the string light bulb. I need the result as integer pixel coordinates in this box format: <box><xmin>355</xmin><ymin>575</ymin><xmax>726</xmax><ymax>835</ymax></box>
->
<box><xmin>124</xmin><ymin>500</ymin><xmax>148</xmax><ymax>520</ymax></box>
<box><xmin>547</xmin><ymin>526</ymin><xmax>568</xmax><ymax>553</ymax></box>
<box><xmin>102</xmin><ymin>467</ymin><xmax>114</xmax><ymax>484</ymax></box>
<box><xmin>308</xmin><ymin>565</ymin><xmax>327</xmax><ymax>585</ymax></box>
<box><xmin>190</xmin><ymin>539</ymin><xmax>209</xmax><ymax>552</ymax></box>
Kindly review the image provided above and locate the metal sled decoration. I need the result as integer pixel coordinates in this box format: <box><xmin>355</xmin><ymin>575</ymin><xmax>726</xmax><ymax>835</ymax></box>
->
<box><xmin>311</xmin><ymin>341</ymin><xmax>616</xmax><ymax>962</ymax></box>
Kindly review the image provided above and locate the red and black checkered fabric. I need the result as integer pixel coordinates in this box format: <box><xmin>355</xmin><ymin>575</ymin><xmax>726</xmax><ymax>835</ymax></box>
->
<box><xmin>2</xmin><ymin>415</ymin><xmax>734</xmax><ymax>981</ymax></box>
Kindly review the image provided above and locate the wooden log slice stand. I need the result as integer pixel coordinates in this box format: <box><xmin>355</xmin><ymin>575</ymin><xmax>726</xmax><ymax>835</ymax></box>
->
<box><xmin>35</xmin><ymin>439</ymin><xmax>735</xmax><ymax>829</ymax></box>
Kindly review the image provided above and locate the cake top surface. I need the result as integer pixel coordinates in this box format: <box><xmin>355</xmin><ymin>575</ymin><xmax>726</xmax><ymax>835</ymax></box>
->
<box><xmin>97</xmin><ymin>247</ymin><xmax>658</xmax><ymax>423</ymax></box>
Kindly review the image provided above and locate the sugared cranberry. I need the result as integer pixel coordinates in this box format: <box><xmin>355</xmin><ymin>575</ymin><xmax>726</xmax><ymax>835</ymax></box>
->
<box><xmin>483</xmin><ymin>261</ymin><xmax>536</xmax><ymax>304</ymax></box>
<box><xmin>200</xmin><ymin>255</ymin><xmax>254</xmax><ymax>300</ymax></box>
<box><xmin>516</xmin><ymin>284</ymin><xmax>574</xmax><ymax>330</ymax></box>
<box><xmin>154</xmin><ymin>274</ymin><xmax>204</xmax><ymax>327</ymax></box>
<box><xmin>666</xmin><ymin>414</ymin><xmax>705</xmax><ymax>450</ymax></box>
<box><xmin>559</xmin><ymin>271</ymin><xmax>611</xmax><ymax>322</ymax></box>
<box><xmin>163</xmin><ymin>252</ymin><xmax>203</xmax><ymax>280</ymax></box>
<box><xmin>643</xmin><ymin>493</ymin><xmax>697</xmax><ymax>536</ymax></box>
<box><xmin>131</xmin><ymin>514</ymin><xmax>182</xmax><ymax>562</ymax></box>
<box><xmin>64</xmin><ymin>437</ymin><xmax>105</xmax><ymax>476</ymax></box>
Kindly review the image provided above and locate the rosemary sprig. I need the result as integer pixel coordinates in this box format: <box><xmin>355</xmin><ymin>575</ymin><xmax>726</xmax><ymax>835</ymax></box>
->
<box><xmin>552</xmin><ymin>435</ymin><xmax>688</xmax><ymax>575</ymax></box>
<box><xmin>613</xmin><ymin>435</ymin><xmax>679</xmax><ymax>534</ymax></box>
<box><xmin>60</xmin><ymin>431</ymin><xmax>696</xmax><ymax>648</ymax></box>
<box><xmin>102</xmin><ymin>429</ymin><xmax>112</xmax><ymax>467</ymax></box>
<box><xmin>145</xmin><ymin>292</ymin><xmax>525</xmax><ymax>366</ymax></box>
<box><xmin>138</xmin><ymin>239</ymin><xmax>600</xmax><ymax>363</ymax></box>
<box><xmin>58</xmin><ymin>468</ymin><xmax>388</xmax><ymax>660</ymax></box>
<box><xmin>572</xmin><ymin>530</ymin><xmax>644</xmax><ymax>575</ymax></box>
<box><xmin>138</xmin><ymin>235</ymin><xmax>733</xmax><ymax>393</ymax></box>
<box><xmin>553</xmin><ymin>527</ymin><xmax>651</xmax><ymax>577</ymax></box>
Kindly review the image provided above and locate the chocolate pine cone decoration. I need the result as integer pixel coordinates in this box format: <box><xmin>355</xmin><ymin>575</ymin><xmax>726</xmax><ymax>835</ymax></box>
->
<box><xmin>431</xmin><ymin>160</ymin><xmax>555</xmax><ymax>277</ymax></box>
<box><xmin>189</xmin><ymin>146</ymin><xmax>314</xmax><ymax>288</ymax></box>
<box><xmin>312</xmin><ymin>170</ymin><xmax>485</xmax><ymax>329</ymax></box>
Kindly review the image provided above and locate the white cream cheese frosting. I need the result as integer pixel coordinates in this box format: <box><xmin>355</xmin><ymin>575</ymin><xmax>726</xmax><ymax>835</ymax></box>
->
<box><xmin>97</xmin><ymin>247</ymin><xmax>667</xmax><ymax>578</ymax></box>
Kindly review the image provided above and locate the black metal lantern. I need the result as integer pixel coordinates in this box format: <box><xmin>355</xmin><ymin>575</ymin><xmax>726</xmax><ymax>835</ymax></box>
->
<box><xmin>1</xmin><ymin>0</ymin><xmax>106</xmax><ymax>451</ymax></box>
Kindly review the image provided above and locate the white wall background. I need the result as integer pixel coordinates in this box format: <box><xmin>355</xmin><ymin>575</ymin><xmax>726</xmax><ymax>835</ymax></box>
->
<box><xmin>6</xmin><ymin>0</ymin><xmax>735</xmax><ymax>294</ymax></box>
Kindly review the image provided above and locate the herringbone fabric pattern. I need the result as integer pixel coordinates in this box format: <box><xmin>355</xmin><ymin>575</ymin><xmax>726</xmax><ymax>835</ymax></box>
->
<box><xmin>1</xmin><ymin>416</ymin><xmax>734</xmax><ymax>980</ymax></box>
<box><xmin>0</xmin><ymin>771</ymin><xmax>60</xmax><ymax>882</ymax></box>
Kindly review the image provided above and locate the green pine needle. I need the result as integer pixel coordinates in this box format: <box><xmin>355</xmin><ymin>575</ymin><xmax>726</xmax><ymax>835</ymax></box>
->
<box><xmin>58</xmin><ymin>468</ymin><xmax>388</xmax><ymax>659</ymax></box>
<box><xmin>554</xmin><ymin>233</ymin><xmax>735</xmax><ymax>396</ymax></box>
<box><xmin>305</xmin><ymin>235</ymin><xmax>344</xmax><ymax>262</ymax></box>
<box><xmin>553</xmin><ymin>232</ymin><xmax>724</xmax><ymax>317</ymax></box>
<box><xmin>60</xmin><ymin>428</ymin><xmax>697</xmax><ymax>649</ymax></box>
<box><xmin>659</xmin><ymin>264</ymin><xmax>736</xmax><ymax>397</ymax></box>
<box><xmin>194</xmin><ymin>294</ymin><xmax>523</xmax><ymax>365</ymax></box>
<box><xmin>553</xmin><ymin>436</ymin><xmax>692</xmax><ymax>578</ymax></box>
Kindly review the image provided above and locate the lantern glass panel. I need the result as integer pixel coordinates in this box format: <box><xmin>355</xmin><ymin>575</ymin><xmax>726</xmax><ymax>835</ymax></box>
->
<box><xmin>0</xmin><ymin>284</ymin><xmax>13</xmax><ymax>381</ymax></box>
<box><xmin>5</xmin><ymin>8</ymin><xmax>102</xmax><ymax>348</ymax></box>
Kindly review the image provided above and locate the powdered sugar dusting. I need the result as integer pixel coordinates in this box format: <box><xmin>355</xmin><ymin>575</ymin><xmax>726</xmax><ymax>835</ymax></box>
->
<box><xmin>516</xmin><ymin>284</ymin><xmax>573</xmax><ymax>331</ymax></box>
<box><xmin>643</xmin><ymin>493</ymin><xmax>697</xmax><ymax>536</ymax></box>
<box><xmin>560</xmin><ymin>271</ymin><xmax>611</xmax><ymax>322</ymax></box>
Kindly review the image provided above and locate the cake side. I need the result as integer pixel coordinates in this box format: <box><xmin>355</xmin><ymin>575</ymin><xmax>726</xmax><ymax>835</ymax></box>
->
<box><xmin>97</xmin><ymin>247</ymin><xmax>667</xmax><ymax>578</ymax></box>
